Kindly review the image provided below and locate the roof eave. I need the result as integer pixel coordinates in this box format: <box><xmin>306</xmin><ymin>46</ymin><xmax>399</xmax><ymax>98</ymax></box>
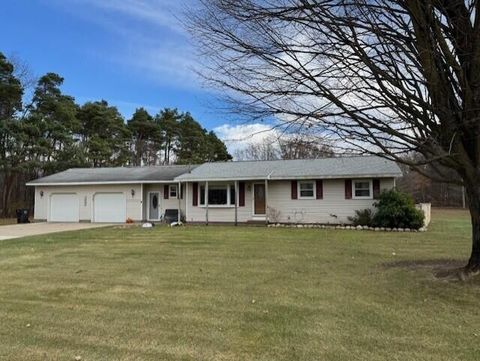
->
<box><xmin>26</xmin><ymin>180</ymin><xmax>179</xmax><ymax>186</ymax></box>
<box><xmin>174</xmin><ymin>173</ymin><xmax>402</xmax><ymax>182</ymax></box>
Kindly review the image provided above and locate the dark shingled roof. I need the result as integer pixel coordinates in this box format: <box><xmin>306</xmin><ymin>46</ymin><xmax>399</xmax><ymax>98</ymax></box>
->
<box><xmin>27</xmin><ymin>165</ymin><xmax>198</xmax><ymax>185</ymax></box>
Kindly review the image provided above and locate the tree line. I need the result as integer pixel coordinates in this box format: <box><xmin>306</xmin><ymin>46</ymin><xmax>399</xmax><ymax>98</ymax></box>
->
<box><xmin>0</xmin><ymin>52</ymin><xmax>231</xmax><ymax>216</ymax></box>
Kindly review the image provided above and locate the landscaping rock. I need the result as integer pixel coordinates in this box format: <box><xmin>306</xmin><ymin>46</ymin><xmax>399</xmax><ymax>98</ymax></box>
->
<box><xmin>356</xmin><ymin>225</ymin><xmax>363</xmax><ymax>230</ymax></box>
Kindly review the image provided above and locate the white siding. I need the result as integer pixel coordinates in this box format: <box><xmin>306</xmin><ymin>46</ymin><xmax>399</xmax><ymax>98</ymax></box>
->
<box><xmin>184</xmin><ymin>178</ymin><xmax>395</xmax><ymax>224</ymax></box>
<box><xmin>268</xmin><ymin>178</ymin><xmax>394</xmax><ymax>224</ymax></box>
<box><xmin>142</xmin><ymin>184</ymin><xmax>186</xmax><ymax>221</ymax></box>
<box><xmin>33</xmin><ymin>184</ymin><xmax>142</xmax><ymax>222</ymax></box>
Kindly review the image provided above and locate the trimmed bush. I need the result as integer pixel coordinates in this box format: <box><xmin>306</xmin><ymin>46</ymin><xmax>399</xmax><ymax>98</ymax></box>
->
<box><xmin>372</xmin><ymin>190</ymin><xmax>424</xmax><ymax>229</ymax></box>
<box><xmin>348</xmin><ymin>208</ymin><xmax>374</xmax><ymax>226</ymax></box>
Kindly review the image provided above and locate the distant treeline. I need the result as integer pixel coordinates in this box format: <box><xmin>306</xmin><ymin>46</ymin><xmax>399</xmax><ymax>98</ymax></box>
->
<box><xmin>0</xmin><ymin>52</ymin><xmax>231</xmax><ymax>216</ymax></box>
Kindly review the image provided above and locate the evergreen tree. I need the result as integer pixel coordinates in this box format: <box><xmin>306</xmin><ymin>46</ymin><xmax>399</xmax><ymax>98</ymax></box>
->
<box><xmin>77</xmin><ymin>100</ymin><xmax>130</xmax><ymax>167</ymax></box>
<box><xmin>127</xmin><ymin>108</ymin><xmax>161</xmax><ymax>166</ymax></box>
<box><xmin>156</xmin><ymin>108</ymin><xmax>180</xmax><ymax>164</ymax></box>
<box><xmin>23</xmin><ymin>73</ymin><xmax>81</xmax><ymax>174</ymax></box>
<box><xmin>0</xmin><ymin>52</ymin><xmax>24</xmax><ymax>216</ymax></box>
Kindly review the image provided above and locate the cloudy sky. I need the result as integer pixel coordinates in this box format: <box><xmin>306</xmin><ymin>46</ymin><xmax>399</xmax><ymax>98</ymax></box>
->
<box><xmin>0</xmin><ymin>0</ymin><xmax>273</xmax><ymax>153</ymax></box>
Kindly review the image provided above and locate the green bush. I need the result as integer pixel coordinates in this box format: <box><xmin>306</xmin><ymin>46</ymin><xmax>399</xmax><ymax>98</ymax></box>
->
<box><xmin>372</xmin><ymin>189</ymin><xmax>424</xmax><ymax>229</ymax></box>
<box><xmin>348</xmin><ymin>208</ymin><xmax>374</xmax><ymax>226</ymax></box>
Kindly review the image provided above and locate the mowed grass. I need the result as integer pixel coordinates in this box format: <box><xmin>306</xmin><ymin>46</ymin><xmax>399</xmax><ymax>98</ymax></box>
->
<box><xmin>1</xmin><ymin>209</ymin><xmax>479</xmax><ymax>361</ymax></box>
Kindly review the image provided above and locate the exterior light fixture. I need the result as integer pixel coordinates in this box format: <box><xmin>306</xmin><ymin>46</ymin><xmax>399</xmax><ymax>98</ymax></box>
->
<box><xmin>131</xmin><ymin>189</ymin><xmax>135</xmax><ymax>197</ymax></box>
<box><xmin>40</xmin><ymin>190</ymin><xmax>44</xmax><ymax>198</ymax></box>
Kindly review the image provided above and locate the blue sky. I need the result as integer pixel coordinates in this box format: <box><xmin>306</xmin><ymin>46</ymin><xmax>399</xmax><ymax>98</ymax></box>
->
<box><xmin>1</xmin><ymin>0</ymin><xmax>272</xmax><ymax>148</ymax></box>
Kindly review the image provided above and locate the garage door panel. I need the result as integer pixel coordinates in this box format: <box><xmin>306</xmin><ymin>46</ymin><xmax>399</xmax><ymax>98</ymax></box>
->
<box><xmin>49</xmin><ymin>194</ymin><xmax>79</xmax><ymax>222</ymax></box>
<box><xmin>94</xmin><ymin>193</ymin><xmax>126</xmax><ymax>223</ymax></box>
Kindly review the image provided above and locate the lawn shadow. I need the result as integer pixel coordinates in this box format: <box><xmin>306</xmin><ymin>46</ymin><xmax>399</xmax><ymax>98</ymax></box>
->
<box><xmin>382</xmin><ymin>258</ymin><xmax>472</xmax><ymax>281</ymax></box>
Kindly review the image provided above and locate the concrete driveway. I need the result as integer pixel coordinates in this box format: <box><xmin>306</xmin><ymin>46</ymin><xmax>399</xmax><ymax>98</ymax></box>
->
<box><xmin>0</xmin><ymin>223</ymin><xmax>113</xmax><ymax>240</ymax></box>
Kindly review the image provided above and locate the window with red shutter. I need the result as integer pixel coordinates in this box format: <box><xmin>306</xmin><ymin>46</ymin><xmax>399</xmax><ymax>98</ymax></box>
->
<box><xmin>316</xmin><ymin>180</ymin><xmax>323</xmax><ymax>199</ymax></box>
<box><xmin>345</xmin><ymin>179</ymin><xmax>352</xmax><ymax>199</ymax></box>
<box><xmin>291</xmin><ymin>180</ymin><xmax>298</xmax><ymax>199</ymax></box>
<box><xmin>373</xmin><ymin>179</ymin><xmax>380</xmax><ymax>199</ymax></box>
<box><xmin>239</xmin><ymin>182</ymin><xmax>245</xmax><ymax>207</ymax></box>
<box><xmin>192</xmin><ymin>182</ymin><xmax>198</xmax><ymax>206</ymax></box>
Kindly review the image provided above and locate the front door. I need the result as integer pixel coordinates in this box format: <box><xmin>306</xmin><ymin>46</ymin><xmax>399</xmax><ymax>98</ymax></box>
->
<box><xmin>253</xmin><ymin>184</ymin><xmax>266</xmax><ymax>215</ymax></box>
<box><xmin>149</xmin><ymin>192</ymin><xmax>160</xmax><ymax>220</ymax></box>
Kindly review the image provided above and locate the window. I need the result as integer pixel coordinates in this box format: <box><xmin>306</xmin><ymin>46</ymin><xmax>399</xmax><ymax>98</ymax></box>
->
<box><xmin>169</xmin><ymin>185</ymin><xmax>177</xmax><ymax>198</ymax></box>
<box><xmin>353</xmin><ymin>180</ymin><xmax>372</xmax><ymax>199</ymax></box>
<box><xmin>298</xmin><ymin>181</ymin><xmax>315</xmax><ymax>199</ymax></box>
<box><xmin>199</xmin><ymin>184</ymin><xmax>235</xmax><ymax>206</ymax></box>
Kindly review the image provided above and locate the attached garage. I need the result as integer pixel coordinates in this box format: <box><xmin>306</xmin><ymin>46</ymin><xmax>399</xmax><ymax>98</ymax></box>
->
<box><xmin>93</xmin><ymin>193</ymin><xmax>126</xmax><ymax>223</ymax></box>
<box><xmin>49</xmin><ymin>193</ymin><xmax>80</xmax><ymax>222</ymax></box>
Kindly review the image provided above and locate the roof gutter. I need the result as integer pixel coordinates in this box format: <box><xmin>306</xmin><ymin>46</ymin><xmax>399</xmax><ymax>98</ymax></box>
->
<box><xmin>174</xmin><ymin>173</ymin><xmax>402</xmax><ymax>182</ymax></box>
<box><xmin>25</xmin><ymin>180</ymin><xmax>178</xmax><ymax>186</ymax></box>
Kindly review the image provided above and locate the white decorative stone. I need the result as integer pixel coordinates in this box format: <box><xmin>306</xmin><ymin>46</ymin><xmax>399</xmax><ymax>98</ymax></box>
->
<box><xmin>356</xmin><ymin>225</ymin><xmax>363</xmax><ymax>230</ymax></box>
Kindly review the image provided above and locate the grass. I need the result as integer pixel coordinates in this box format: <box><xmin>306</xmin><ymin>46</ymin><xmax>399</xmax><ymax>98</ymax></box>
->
<box><xmin>0</xmin><ymin>208</ymin><xmax>479</xmax><ymax>360</ymax></box>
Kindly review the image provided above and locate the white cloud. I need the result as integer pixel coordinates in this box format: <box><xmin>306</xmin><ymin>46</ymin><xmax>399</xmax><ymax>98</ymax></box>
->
<box><xmin>214</xmin><ymin>123</ymin><xmax>279</xmax><ymax>154</ymax></box>
<box><xmin>65</xmin><ymin>0</ymin><xmax>187</xmax><ymax>34</ymax></box>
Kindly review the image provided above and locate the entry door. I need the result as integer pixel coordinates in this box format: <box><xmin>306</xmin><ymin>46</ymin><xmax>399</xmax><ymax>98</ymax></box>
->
<box><xmin>149</xmin><ymin>192</ymin><xmax>160</xmax><ymax>220</ymax></box>
<box><xmin>253</xmin><ymin>184</ymin><xmax>266</xmax><ymax>215</ymax></box>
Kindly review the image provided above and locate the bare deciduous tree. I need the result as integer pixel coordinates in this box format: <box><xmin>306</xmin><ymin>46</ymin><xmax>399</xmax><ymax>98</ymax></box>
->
<box><xmin>189</xmin><ymin>0</ymin><xmax>480</xmax><ymax>272</ymax></box>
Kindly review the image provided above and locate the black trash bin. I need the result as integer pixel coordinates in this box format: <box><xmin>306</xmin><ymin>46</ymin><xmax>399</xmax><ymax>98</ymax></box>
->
<box><xmin>16</xmin><ymin>209</ymin><xmax>30</xmax><ymax>224</ymax></box>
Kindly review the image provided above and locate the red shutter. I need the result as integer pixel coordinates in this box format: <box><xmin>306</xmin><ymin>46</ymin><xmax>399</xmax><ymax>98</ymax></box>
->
<box><xmin>192</xmin><ymin>182</ymin><xmax>198</xmax><ymax>206</ymax></box>
<box><xmin>316</xmin><ymin>180</ymin><xmax>323</xmax><ymax>199</ymax></box>
<box><xmin>239</xmin><ymin>182</ymin><xmax>245</xmax><ymax>207</ymax></box>
<box><xmin>291</xmin><ymin>180</ymin><xmax>298</xmax><ymax>199</ymax></box>
<box><xmin>345</xmin><ymin>179</ymin><xmax>352</xmax><ymax>199</ymax></box>
<box><xmin>373</xmin><ymin>179</ymin><xmax>380</xmax><ymax>199</ymax></box>
<box><xmin>164</xmin><ymin>185</ymin><xmax>169</xmax><ymax>199</ymax></box>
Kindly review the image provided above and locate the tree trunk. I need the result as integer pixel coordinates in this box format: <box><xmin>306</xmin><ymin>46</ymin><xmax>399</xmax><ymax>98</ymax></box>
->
<box><xmin>465</xmin><ymin>183</ymin><xmax>480</xmax><ymax>272</ymax></box>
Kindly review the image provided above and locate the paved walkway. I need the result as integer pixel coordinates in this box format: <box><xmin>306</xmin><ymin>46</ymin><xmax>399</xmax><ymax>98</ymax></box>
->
<box><xmin>0</xmin><ymin>223</ymin><xmax>113</xmax><ymax>240</ymax></box>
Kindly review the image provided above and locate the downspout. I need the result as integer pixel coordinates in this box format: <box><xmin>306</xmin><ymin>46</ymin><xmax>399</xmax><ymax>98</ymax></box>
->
<box><xmin>205</xmin><ymin>181</ymin><xmax>209</xmax><ymax>226</ymax></box>
<box><xmin>265</xmin><ymin>171</ymin><xmax>273</xmax><ymax>225</ymax></box>
<box><xmin>140</xmin><ymin>183</ymin><xmax>144</xmax><ymax>222</ymax></box>
<box><xmin>234</xmin><ymin>180</ymin><xmax>239</xmax><ymax>226</ymax></box>
<box><xmin>178</xmin><ymin>181</ymin><xmax>181</xmax><ymax>223</ymax></box>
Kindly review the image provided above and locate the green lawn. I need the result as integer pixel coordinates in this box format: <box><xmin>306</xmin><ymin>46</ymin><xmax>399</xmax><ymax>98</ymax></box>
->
<box><xmin>1</xmin><ymin>209</ymin><xmax>479</xmax><ymax>361</ymax></box>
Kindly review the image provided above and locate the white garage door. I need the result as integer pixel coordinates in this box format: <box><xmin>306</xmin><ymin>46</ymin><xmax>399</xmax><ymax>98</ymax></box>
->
<box><xmin>49</xmin><ymin>193</ymin><xmax>79</xmax><ymax>222</ymax></box>
<box><xmin>93</xmin><ymin>193</ymin><xmax>126</xmax><ymax>223</ymax></box>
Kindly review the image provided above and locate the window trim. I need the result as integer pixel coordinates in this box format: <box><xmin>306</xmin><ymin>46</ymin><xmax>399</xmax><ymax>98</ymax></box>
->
<box><xmin>169</xmin><ymin>185</ymin><xmax>178</xmax><ymax>198</ymax></box>
<box><xmin>352</xmin><ymin>179</ymin><xmax>373</xmax><ymax>200</ymax></box>
<box><xmin>297</xmin><ymin>180</ymin><xmax>316</xmax><ymax>200</ymax></box>
<box><xmin>199</xmin><ymin>183</ymin><xmax>236</xmax><ymax>208</ymax></box>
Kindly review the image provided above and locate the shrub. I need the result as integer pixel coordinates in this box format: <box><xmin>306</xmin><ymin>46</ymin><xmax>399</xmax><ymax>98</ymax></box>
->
<box><xmin>348</xmin><ymin>208</ymin><xmax>374</xmax><ymax>226</ymax></box>
<box><xmin>372</xmin><ymin>189</ymin><xmax>424</xmax><ymax>229</ymax></box>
